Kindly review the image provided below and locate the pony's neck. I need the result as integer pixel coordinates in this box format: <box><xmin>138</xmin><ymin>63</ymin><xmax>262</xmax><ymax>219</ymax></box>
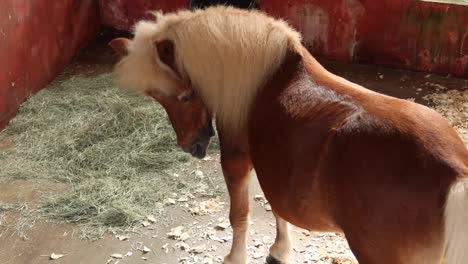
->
<box><xmin>168</xmin><ymin>8</ymin><xmax>301</xmax><ymax>134</ymax></box>
<box><xmin>179</xmin><ymin>43</ymin><xmax>296</xmax><ymax>134</ymax></box>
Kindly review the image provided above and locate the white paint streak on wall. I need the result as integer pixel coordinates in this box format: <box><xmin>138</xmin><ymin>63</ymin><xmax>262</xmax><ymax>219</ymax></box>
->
<box><xmin>345</xmin><ymin>0</ymin><xmax>365</xmax><ymax>59</ymax></box>
<box><xmin>296</xmin><ymin>5</ymin><xmax>329</xmax><ymax>53</ymax></box>
<box><xmin>461</xmin><ymin>27</ymin><xmax>468</xmax><ymax>55</ymax></box>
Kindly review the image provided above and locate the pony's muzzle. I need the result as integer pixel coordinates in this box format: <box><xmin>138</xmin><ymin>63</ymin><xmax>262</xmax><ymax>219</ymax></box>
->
<box><xmin>183</xmin><ymin>121</ymin><xmax>214</xmax><ymax>159</ymax></box>
<box><xmin>189</xmin><ymin>141</ymin><xmax>207</xmax><ymax>159</ymax></box>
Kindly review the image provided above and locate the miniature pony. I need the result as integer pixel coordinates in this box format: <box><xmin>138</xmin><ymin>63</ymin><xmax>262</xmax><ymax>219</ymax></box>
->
<box><xmin>110</xmin><ymin>6</ymin><xmax>468</xmax><ymax>264</ymax></box>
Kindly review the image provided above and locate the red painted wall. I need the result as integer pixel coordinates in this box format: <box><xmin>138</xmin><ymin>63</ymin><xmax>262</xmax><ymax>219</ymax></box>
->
<box><xmin>0</xmin><ymin>0</ymin><xmax>100</xmax><ymax>130</ymax></box>
<box><xmin>99</xmin><ymin>0</ymin><xmax>189</xmax><ymax>31</ymax></box>
<box><xmin>98</xmin><ymin>0</ymin><xmax>467</xmax><ymax>78</ymax></box>
<box><xmin>263</xmin><ymin>0</ymin><xmax>468</xmax><ymax>78</ymax></box>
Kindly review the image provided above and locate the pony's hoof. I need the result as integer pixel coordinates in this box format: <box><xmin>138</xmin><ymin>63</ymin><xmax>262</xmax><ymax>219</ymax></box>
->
<box><xmin>266</xmin><ymin>255</ymin><xmax>287</xmax><ymax>264</ymax></box>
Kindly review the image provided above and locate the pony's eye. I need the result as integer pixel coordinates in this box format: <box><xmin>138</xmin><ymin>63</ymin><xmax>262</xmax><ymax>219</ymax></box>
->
<box><xmin>177</xmin><ymin>90</ymin><xmax>193</xmax><ymax>102</ymax></box>
<box><xmin>180</xmin><ymin>95</ymin><xmax>191</xmax><ymax>102</ymax></box>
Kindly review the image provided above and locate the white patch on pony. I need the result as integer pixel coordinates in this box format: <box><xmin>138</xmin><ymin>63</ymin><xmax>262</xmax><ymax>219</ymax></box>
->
<box><xmin>114</xmin><ymin>6</ymin><xmax>303</xmax><ymax>133</ymax></box>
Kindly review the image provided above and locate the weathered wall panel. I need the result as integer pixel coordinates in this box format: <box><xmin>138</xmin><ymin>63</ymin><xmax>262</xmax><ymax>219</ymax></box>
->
<box><xmin>0</xmin><ymin>0</ymin><xmax>100</xmax><ymax>129</ymax></box>
<box><xmin>99</xmin><ymin>0</ymin><xmax>468</xmax><ymax>78</ymax></box>
<box><xmin>263</xmin><ymin>0</ymin><xmax>467</xmax><ymax>77</ymax></box>
<box><xmin>99</xmin><ymin>0</ymin><xmax>189</xmax><ymax>31</ymax></box>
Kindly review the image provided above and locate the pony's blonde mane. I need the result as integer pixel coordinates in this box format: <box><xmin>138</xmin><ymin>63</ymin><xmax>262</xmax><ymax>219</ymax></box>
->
<box><xmin>121</xmin><ymin>6</ymin><xmax>302</xmax><ymax>132</ymax></box>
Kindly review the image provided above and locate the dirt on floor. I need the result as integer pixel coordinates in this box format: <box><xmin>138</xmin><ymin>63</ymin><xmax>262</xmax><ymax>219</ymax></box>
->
<box><xmin>0</xmin><ymin>33</ymin><xmax>467</xmax><ymax>264</ymax></box>
<box><xmin>0</xmin><ymin>155</ymin><xmax>355</xmax><ymax>264</ymax></box>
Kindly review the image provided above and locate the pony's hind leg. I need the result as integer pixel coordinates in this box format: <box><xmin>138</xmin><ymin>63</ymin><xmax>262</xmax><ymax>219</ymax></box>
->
<box><xmin>267</xmin><ymin>213</ymin><xmax>292</xmax><ymax>264</ymax></box>
<box><xmin>219</xmin><ymin>139</ymin><xmax>252</xmax><ymax>264</ymax></box>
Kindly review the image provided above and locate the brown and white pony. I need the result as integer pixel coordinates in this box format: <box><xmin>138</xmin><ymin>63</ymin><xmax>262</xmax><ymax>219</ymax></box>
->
<box><xmin>110</xmin><ymin>6</ymin><xmax>468</xmax><ymax>264</ymax></box>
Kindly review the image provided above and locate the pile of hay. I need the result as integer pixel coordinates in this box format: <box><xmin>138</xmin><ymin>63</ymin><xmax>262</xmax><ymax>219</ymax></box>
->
<box><xmin>0</xmin><ymin>74</ymin><xmax>215</xmax><ymax>238</ymax></box>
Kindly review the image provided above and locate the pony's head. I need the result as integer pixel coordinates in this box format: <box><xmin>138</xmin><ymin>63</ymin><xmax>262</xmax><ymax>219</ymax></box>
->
<box><xmin>109</xmin><ymin>25</ymin><xmax>214</xmax><ymax>159</ymax></box>
<box><xmin>110</xmin><ymin>6</ymin><xmax>302</xmax><ymax>156</ymax></box>
<box><xmin>145</xmin><ymin>87</ymin><xmax>214</xmax><ymax>159</ymax></box>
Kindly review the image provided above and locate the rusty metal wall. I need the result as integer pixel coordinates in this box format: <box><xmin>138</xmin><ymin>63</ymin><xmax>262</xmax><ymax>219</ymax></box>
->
<box><xmin>263</xmin><ymin>0</ymin><xmax>467</xmax><ymax>78</ymax></box>
<box><xmin>98</xmin><ymin>0</ymin><xmax>468</xmax><ymax>78</ymax></box>
<box><xmin>99</xmin><ymin>0</ymin><xmax>189</xmax><ymax>31</ymax></box>
<box><xmin>0</xmin><ymin>0</ymin><xmax>100</xmax><ymax>130</ymax></box>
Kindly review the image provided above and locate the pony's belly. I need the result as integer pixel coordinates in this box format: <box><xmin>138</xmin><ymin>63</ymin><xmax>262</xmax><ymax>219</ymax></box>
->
<box><xmin>254</xmin><ymin>169</ymin><xmax>341</xmax><ymax>233</ymax></box>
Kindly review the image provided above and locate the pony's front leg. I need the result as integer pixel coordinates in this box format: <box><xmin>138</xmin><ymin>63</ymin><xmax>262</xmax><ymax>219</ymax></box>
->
<box><xmin>267</xmin><ymin>212</ymin><xmax>292</xmax><ymax>264</ymax></box>
<box><xmin>220</xmin><ymin>148</ymin><xmax>252</xmax><ymax>264</ymax></box>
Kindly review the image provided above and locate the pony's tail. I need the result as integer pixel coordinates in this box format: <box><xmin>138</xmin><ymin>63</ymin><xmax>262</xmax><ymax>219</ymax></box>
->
<box><xmin>444</xmin><ymin>177</ymin><xmax>468</xmax><ymax>264</ymax></box>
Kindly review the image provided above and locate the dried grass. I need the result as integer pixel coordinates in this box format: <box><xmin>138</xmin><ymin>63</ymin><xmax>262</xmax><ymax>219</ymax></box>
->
<box><xmin>423</xmin><ymin>89</ymin><xmax>468</xmax><ymax>145</ymax></box>
<box><xmin>0</xmin><ymin>73</ymin><xmax>215</xmax><ymax>239</ymax></box>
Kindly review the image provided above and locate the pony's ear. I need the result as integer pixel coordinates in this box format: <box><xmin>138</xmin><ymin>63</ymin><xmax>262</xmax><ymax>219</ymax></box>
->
<box><xmin>155</xmin><ymin>39</ymin><xmax>175</xmax><ymax>67</ymax></box>
<box><xmin>109</xmin><ymin>38</ymin><xmax>131</xmax><ymax>58</ymax></box>
<box><xmin>156</xmin><ymin>39</ymin><xmax>181</xmax><ymax>78</ymax></box>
